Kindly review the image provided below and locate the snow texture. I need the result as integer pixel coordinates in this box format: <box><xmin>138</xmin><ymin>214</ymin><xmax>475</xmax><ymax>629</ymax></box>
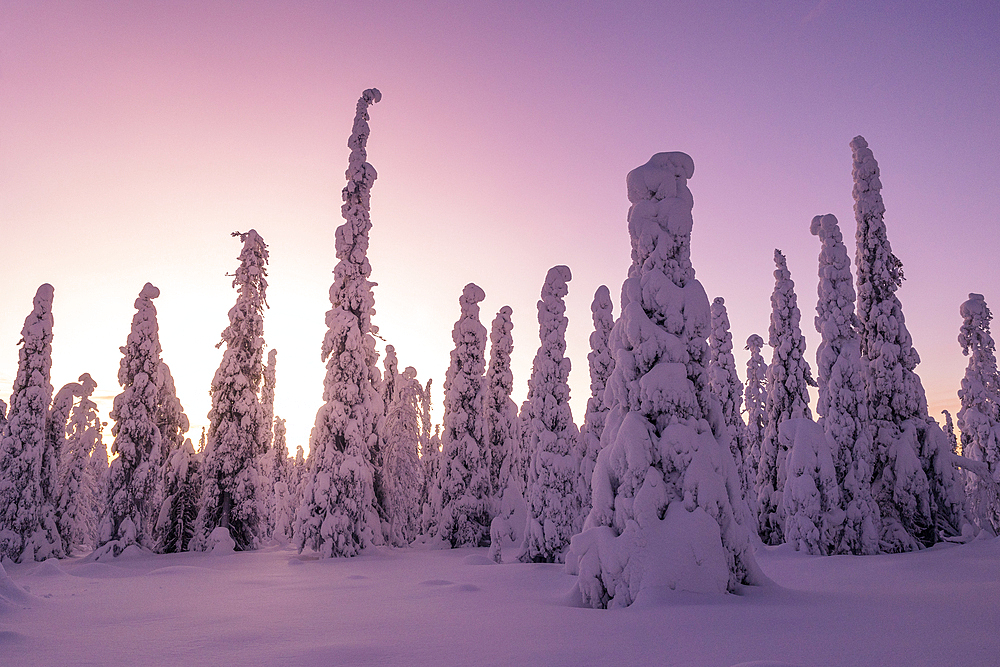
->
<box><xmin>567</xmin><ymin>152</ymin><xmax>760</xmax><ymax>608</ymax></box>
<box><xmin>851</xmin><ymin>136</ymin><xmax>965</xmax><ymax>550</ymax></box>
<box><xmin>194</xmin><ymin>230</ymin><xmax>270</xmax><ymax>552</ymax></box>
<box><xmin>756</xmin><ymin>250</ymin><xmax>815</xmax><ymax>546</ymax></box>
<box><xmin>957</xmin><ymin>293</ymin><xmax>1000</xmax><ymax>533</ymax></box>
<box><xmin>0</xmin><ymin>284</ymin><xmax>60</xmax><ymax>563</ymax></box>
<box><xmin>437</xmin><ymin>283</ymin><xmax>491</xmax><ymax>548</ymax></box>
<box><xmin>578</xmin><ymin>286</ymin><xmax>615</xmax><ymax>522</ymax></box>
<box><xmin>296</xmin><ymin>89</ymin><xmax>384</xmax><ymax>558</ymax></box>
<box><xmin>811</xmin><ymin>213</ymin><xmax>880</xmax><ymax>554</ymax></box>
<box><xmin>709</xmin><ymin>297</ymin><xmax>749</xmax><ymax>497</ymax></box>
<box><xmin>521</xmin><ymin>266</ymin><xmax>581</xmax><ymax>564</ymax></box>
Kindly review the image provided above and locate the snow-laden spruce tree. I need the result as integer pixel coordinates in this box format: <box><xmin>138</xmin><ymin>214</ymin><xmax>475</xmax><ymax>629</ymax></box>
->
<box><xmin>709</xmin><ymin>297</ymin><xmax>749</xmax><ymax>497</ymax></box>
<box><xmin>56</xmin><ymin>374</ymin><xmax>101</xmax><ymax>553</ymax></box>
<box><xmin>957</xmin><ymin>293</ymin><xmax>1000</xmax><ymax>533</ymax></box>
<box><xmin>810</xmin><ymin>213</ymin><xmax>880</xmax><ymax>554</ymax></box>
<box><xmin>781</xmin><ymin>418</ymin><xmax>843</xmax><ymax>555</ymax></box>
<box><xmin>296</xmin><ymin>89</ymin><xmax>384</xmax><ymax>558</ymax></box>
<box><xmin>0</xmin><ymin>284</ymin><xmax>62</xmax><ymax>562</ymax></box>
<box><xmin>521</xmin><ymin>265</ymin><xmax>581</xmax><ymax>563</ymax></box>
<box><xmin>194</xmin><ymin>230</ymin><xmax>270</xmax><ymax>552</ymax></box>
<box><xmin>486</xmin><ymin>306</ymin><xmax>528</xmax><ymax>563</ymax></box>
<box><xmin>756</xmin><ymin>250</ymin><xmax>815</xmax><ymax>545</ymax></box>
<box><xmin>437</xmin><ymin>283</ymin><xmax>491</xmax><ymax>547</ymax></box>
<box><xmin>567</xmin><ymin>153</ymin><xmax>760</xmax><ymax>607</ymax></box>
<box><xmin>96</xmin><ymin>283</ymin><xmax>165</xmax><ymax>558</ymax></box>
<box><xmin>852</xmin><ymin>136</ymin><xmax>966</xmax><ymax>549</ymax></box>
<box><xmin>942</xmin><ymin>410</ymin><xmax>959</xmax><ymax>455</ymax></box>
<box><xmin>743</xmin><ymin>334</ymin><xmax>767</xmax><ymax>496</ymax></box>
<box><xmin>257</xmin><ymin>348</ymin><xmax>278</xmax><ymax>539</ymax></box>
<box><xmin>380</xmin><ymin>366</ymin><xmax>425</xmax><ymax>546</ymax></box>
<box><xmin>261</xmin><ymin>349</ymin><xmax>277</xmax><ymax>452</ymax></box>
<box><xmin>156</xmin><ymin>438</ymin><xmax>201</xmax><ymax>553</ymax></box>
<box><xmin>271</xmin><ymin>417</ymin><xmax>294</xmax><ymax>543</ymax></box>
<box><xmin>578</xmin><ymin>286</ymin><xmax>615</xmax><ymax>517</ymax></box>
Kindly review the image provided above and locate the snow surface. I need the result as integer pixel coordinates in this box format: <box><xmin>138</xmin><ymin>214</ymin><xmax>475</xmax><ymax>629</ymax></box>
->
<box><xmin>2</xmin><ymin>538</ymin><xmax>999</xmax><ymax>666</ymax></box>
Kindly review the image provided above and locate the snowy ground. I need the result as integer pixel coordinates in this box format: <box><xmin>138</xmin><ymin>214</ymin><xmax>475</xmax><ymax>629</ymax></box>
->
<box><xmin>2</xmin><ymin>537</ymin><xmax>998</xmax><ymax>667</ymax></box>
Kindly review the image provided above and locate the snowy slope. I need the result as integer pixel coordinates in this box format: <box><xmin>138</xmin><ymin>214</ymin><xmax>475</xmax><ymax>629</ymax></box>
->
<box><xmin>2</xmin><ymin>538</ymin><xmax>999</xmax><ymax>666</ymax></box>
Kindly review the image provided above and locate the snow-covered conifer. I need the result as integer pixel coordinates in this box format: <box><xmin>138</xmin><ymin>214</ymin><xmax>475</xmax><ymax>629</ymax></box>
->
<box><xmin>261</xmin><ymin>349</ymin><xmax>277</xmax><ymax>452</ymax></box>
<box><xmin>95</xmin><ymin>284</ymin><xmax>165</xmax><ymax>558</ymax></box>
<box><xmin>485</xmin><ymin>306</ymin><xmax>528</xmax><ymax>563</ymax></box>
<box><xmin>156</xmin><ymin>438</ymin><xmax>201</xmax><ymax>553</ymax></box>
<box><xmin>194</xmin><ymin>230</ymin><xmax>270</xmax><ymax>551</ymax></box>
<box><xmin>811</xmin><ymin>213</ymin><xmax>880</xmax><ymax>554</ymax></box>
<box><xmin>709</xmin><ymin>297</ymin><xmax>749</xmax><ymax>496</ymax></box>
<box><xmin>781</xmin><ymin>419</ymin><xmax>843</xmax><ymax>555</ymax></box>
<box><xmin>296</xmin><ymin>89</ymin><xmax>384</xmax><ymax>557</ymax></box>
<box><xmin>57</xmin><ymin>374</ymin><xmax>101</xmax><ymax>552</ymax></box>
<box><xmin>437</xmin><ymin>283</ymin><xmax>491</xmax><ymax>547</ymax></box>
<box><xmin>0</xmin><ymin>284</ymin><xmax>61</xmax><ymax>562</ymax></box>
<box><xmin>852</xmin><ymin>136</ymin><xmax>965</xmax><ymax>549</ymax></box>
<box><xmin>381</xmin><ymin>367</ymin><xmax>425</xmax><ymax>546</ymax></box>
<box><xmin>957</xmin><ymin>293</ymin><xmax>1000</xmax><ymax>533</ymax></box>
<box><xmin>579</xmin><ymin>286</ymin><xmax>614</xmax><ymax>516</ymax></box>
<box><xmin>744</xmin><ymin>334</ymin><xmax>767</xmax><ymax>491</ymax></box>
<box><xmin>756</xmin><ymin>249</ymin><xmax>815</xmax><ymax>545</ymax></box>
<box><xmin>567</xmin><ymin>153</ymin><xmax>760</xmax><ymax>607</ymax></box>
<box><xmin>521</xmin><ymin>266</ymin><xmax>581</xmax><ymax>563</ymax></box>
<box><xmin>270</xmin><ymin>417</ymin><xmax>295</xmax><ymax>542</ymax></box>
<box><xmin>257</xmin><ymin>349</ymin><xmax>278</xmax><ymax>539</ymax></box>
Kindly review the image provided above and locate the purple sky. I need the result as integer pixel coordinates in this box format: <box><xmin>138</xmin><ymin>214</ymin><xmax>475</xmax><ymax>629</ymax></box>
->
<box><xmin>3</xmin><ymin>1</ymin><xmax>998</xmax><ymax>451</ymax></box>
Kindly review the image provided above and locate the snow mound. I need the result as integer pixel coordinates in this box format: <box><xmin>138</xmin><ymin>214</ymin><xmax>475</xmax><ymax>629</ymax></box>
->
<box><xmin>462</xmin><ymin>554</ymin><xmax>495</xmax><ymax>566</ymax></box>
<box><xmin>0</xmin><ymin>562</ymin><xmax>32</xmax><ymax>607</ymax></box>
<box><xmin>27</xmin><ymin>559</ymin><xmax>68</xmax><ymax>578</ymax></box>
<box><xmin>206</xmin><ymin>527</ymin><xmax>236</xmax><ymax>554</ymax></box>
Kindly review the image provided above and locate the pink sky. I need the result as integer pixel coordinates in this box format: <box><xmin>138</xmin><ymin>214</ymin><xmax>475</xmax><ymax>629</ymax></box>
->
<box><xmin>2</xmin><ymin>1</ymin><xmax>998</xmax><ymax>452</ymax></box>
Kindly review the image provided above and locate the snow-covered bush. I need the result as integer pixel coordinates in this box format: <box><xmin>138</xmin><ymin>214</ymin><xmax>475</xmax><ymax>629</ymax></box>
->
<box><xmin>811</xmin><ymin>213</ymin><xmax>880</xmax><ymax>554</ymax></box>
<box><xmin>567</xmin><ymin>153</ymin><xmax>760</xmax><ymax>608</ymax></box>
<box><xmin>709</xmin><ymin>297</ymin><xmax>749</xmax><ymax>497</ymax></box>
<box><xmin>296</xmin><ymin>89</ymin><xmax>384</xmax><ymax>558</ymax></box>
<box><xmin>194</xmin><ymin>230</ymin><xmax>270</xmax><ymax>552</ymax></box>
<box><xmin>756</xmin><ymin>250</ymin><xmax>815</xmax><ymax>546</ymax></box>
<box><xmin>578</xmin><ymin>286</ymin><xmax>615</xmax><ymax>519</ymax></box>
<box><xmin>0</xmin><ymin>284</ymin><xmax>61</xmax><ymax>562</ymax></box>
<box><xmin>957</xmin><ymin>293</ymin><xmax>1000</xmax><ymax>533</ymax></box>
<box><xmin>437</xmin><ymin>283</ymin><xmax>491</xmax><ymax>547</ymax></box>
<box><xmin>521</xmin><ymin>266</ymin><xmax>581</xmax><ymax>563</ymax></box>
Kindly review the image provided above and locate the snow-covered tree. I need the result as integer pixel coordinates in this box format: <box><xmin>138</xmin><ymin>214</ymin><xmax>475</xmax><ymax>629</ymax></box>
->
<box><xmin>0</xmin><ymin>284</ymin><xmax>61</xmax><ymax>562</ymax></box>
<box><xmin>567</xmin><ymin>153</ymin><xmax>760</xmax><ymax>608</ymax></box>
<box><xmin>579</xmin><ymin>286</ymin><xmax>615</xmax><ymax>517</ymax></box>
<box><xmin>744</xmin><ymin>334</ymin><xmax>767</xmax><ymax>493</ymax></box>
<box><xmin>486</xmin><ymin>306</ymin><xmax>528</xmax><ymax>563</ymax></box>
<box><xmin>156</xmin><ymin>438</ymin><xmax>201</xmax><ymax>553</ymax></box>
<box><xmin>258</xmin><ymin>348</ymin><xmax>278</xmax><ymax>539</ymax></box>
<box><xmin>57</xmin><ymin>374</ymin><xmax>101</xmax><ymax>553</ymax></box>
<box><xmin>852</xmin><ymin>136</ymin><xmax>965</xmax><ymax>549</ymax></box>
<box><xmin>521</xmin><ymin>266</ymin><xmax>581</xmax><ymax>563</ymax></box>
<box><xmin>296</xmin><ymin>89</ymin><xmax>384</xmax><ymax>558</ymax></box>
<box><xmin>194</xmin><ymin>230</ymin><xmax>270</xmax><ymax>552</ymax></box>
<box><xmin>437</xmin><ymin>283</ymin><xmax>491</xmax><ymax>548</ymax></box>
<box><xmin>957</xmin><ymin>293</ymin><xmax>1000</xmax><ymax>533</ymax></box>
<box><xmin>811</xmin><ymin>213</ymin><xmax>880</xmax><ymax>555</ymax></box>
<box><xmin>942</xmin><ymin>410</ymin><xmax>959</xmax><ymax>455</ymax></box>
<box><xmin>380</xmin><ymin>366</ymin><xmax>425</xmax><ymax>546</ymax></box>
<box><xmin>709</xmin><ymin>297</ymin><xmax>749</xmax><ymax>497</ymax></box>
<box><xmin>781</xmin><ymin>418</ymin><xmax>843</xmax><ymax>555</ymax></box>
<box><xmin>261</xmin><ymin>349</ymin><xmax>277</xmax><ymax>452</ymax></box>
<box><xmin>756</xmin><ymin>250</ymin><xmax>815</xmax><ymax>545</ymax></box>
<box><xmin>96</xmin><ymin>283</ymin><xmax>164</xmax><ymax>558</ymax></box>
<box><xmin>270</xmin><ymin>417</ymin><xmax>294</xmax><ymax>543</ymax></box>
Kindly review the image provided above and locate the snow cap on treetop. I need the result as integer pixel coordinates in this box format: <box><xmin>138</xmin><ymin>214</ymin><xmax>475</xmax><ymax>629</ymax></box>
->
<box><xmin>961</xmin><ymin>293</ymin><xmax>988</xmax><ymax>321</ymax></box>
<box><xmin>809</xmin><ymin>213</ymin><xmax>838</xmax><ymax>237</ymax></box>
<box><xmin>461</xmin><ymin>282</ymin><xmax>486</xmax><ymax>307</ymax></box>
<box><xmin>542</xmin><ymin>265</ymin><xmax>572</xmax><ymax>300</ymax></box>
<box><xmin>33</xmin><ymin>283</ymin><xmax>54</xmax><ymax>308</ymax></box>
<box><xmin>138</xmin><ymin>282</ymin><xmax>160</xmax><ymax>301</ymax></box>
<box><xmin>626</xmin><ymin>152</ymin><xmax>694</xmax><ymax>203</ymax></box>
<box><xmin>746</xmin><ymin>333</ymin><xmax>764</xmax><ymax>351</ymax></box>
<box><xmin>363</xmin><ymin>88</ymin><xmax>381</xmax><ymax>104</ymax></box>
<box><xmin>78</xmin><ymin>373</ymin><xmax>97</xmax><ymax>394</ymax></box>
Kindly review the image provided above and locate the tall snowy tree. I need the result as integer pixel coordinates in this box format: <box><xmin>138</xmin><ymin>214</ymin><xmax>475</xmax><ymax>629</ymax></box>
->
<box><xmin>521</xmin><ymin>265</ymin><xmax>581</xmax><ymax>563</ymax></box>
<box><xmin>567</xmin><ymin>153</ymin><xmax>760</xmax><ymax>607</ymax></box>
<box><xmin>709</xmin><ymin>297</ymin><xmax>749</xmax><ymax>497</ymax></box>
<box><xmin>756</xmin><ymin>250</ymin><xmax>816</xmax><ymax>545</ymax></box>
<box><xmin>270</xmin><ymin>417</ymin><xmax>294</xmax><ymax>543</ymax></box>
<box><xmin>96</xmin><ymin>283</ymin><xmax>165</xmax><ymax>558</ymax></box>
<box><xmin>0</xmin><ymin>284</ymin><xmax>62</xmax><ymax>562</ymax></box>
<box><xmin>781</xmin><ymin>418</ymin><xmax>843</xmax><ymax>555</ymax></box>
<box><xmin>942</xmin><ymin>410</ymin><xmax>959</xmax><ymax>455</ymax></box>
<box><xmin>437</xmin><ymin>283</ymin><xmax>491</xmax><ymax>547</ymax></box>
<box><xmin>851</xmin><ymin>136</ymin><xmax>965</xmax><ymax>549</ymax></box>
<box><xmin>578</xmin><ymin>286</ymin><xmax>615</xmax><ymax>517</ymax></box>
<box><xmin>258</xmin><ymin>348</ymin><xmax>278</xmax><ymax>539</ymax></box>
<box><xmin>194</xmin><ymin>230</ymin><xmax>270</xmax><ymax>552</ymax></box>
<box><xmin>743</xmin><ymin>333</ymin><xmax>767</xmax><ymax>498</ymax></box>
<box><xmin>296</xmin><ymin>89</ymin><xmax>384</xmax><ymax>558</ymax></box>
<box><xmin>380</xmin><ymin>366</ymin><xmax>425</xmax><ymax>546</ymax></box>
<box><xmin>56</xmin><ymin>374</ymin><xmax>101</xmax><ymax>553</ymax></box>
<box><xmin>809</xmin><ymin>213</ymin><xmax>880</xmax><ymax>554</ymax></box>
<box><xmin>957</xmin><ymin>293</ymin><xmax>1000</xmax><ymax>534</ymax></box>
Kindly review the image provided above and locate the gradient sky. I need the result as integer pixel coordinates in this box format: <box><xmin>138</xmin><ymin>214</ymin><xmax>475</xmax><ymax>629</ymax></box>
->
<box><xmin>3</xmin><ymin>0</ymin><xmax>999</xmax><ymax>454</ymax></box>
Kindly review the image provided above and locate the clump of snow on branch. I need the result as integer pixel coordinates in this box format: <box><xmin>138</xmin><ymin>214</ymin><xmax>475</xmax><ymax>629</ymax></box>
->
<box><xmin>567</xmin><ymin>152</ymin><xmax>760</xmax><ymax>608</ymax></box>
<box><xmin>296</xmin><ymin>89</ymin><xmax>384</xmax><ymax>558</ymax></box>
<box><xmin>521</xmin><ymin>266</ymin><xmax>581</xmax><ymax>563</ymax></box>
